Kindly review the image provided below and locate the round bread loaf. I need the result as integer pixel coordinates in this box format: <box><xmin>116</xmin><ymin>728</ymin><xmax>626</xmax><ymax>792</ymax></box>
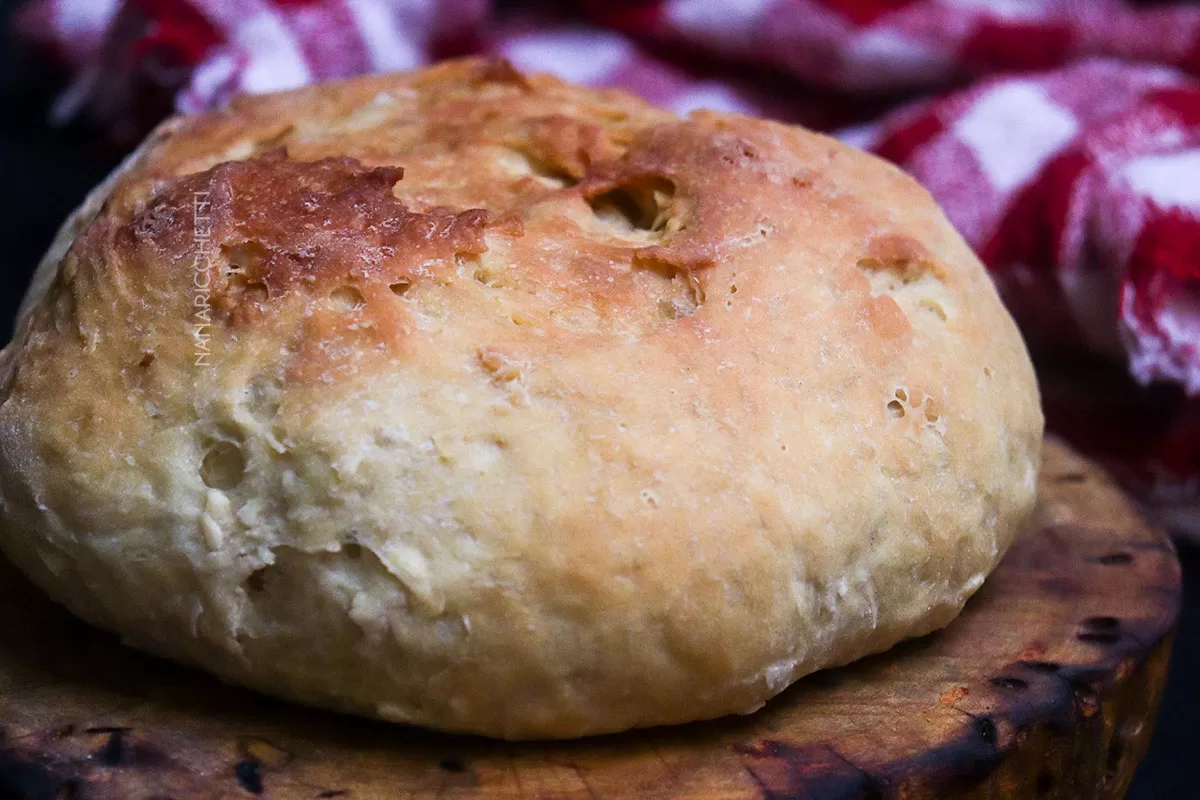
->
<box><xmin>0</xmin><ymin>58</ymin><xmax>1042</xmax><ymax>739</ymax></box>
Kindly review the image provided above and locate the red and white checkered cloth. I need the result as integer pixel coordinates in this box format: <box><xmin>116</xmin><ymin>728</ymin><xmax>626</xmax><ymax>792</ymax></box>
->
<box><xmin>582</xmin><ymin>0</ymin><xmax>1200</xmax><ymax>92</ymax></box>
<box><xmin>13</xmin><ymin>0</ymin><xmax>1200</xmax><ymax>529</ymax></box>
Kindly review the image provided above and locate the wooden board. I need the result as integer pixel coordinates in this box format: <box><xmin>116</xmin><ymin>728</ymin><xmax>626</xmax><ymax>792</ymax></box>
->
<box><xmin>0</xmin><ymin>438</ymin><xmax>1181</xmax><ymax>800</ymax></box>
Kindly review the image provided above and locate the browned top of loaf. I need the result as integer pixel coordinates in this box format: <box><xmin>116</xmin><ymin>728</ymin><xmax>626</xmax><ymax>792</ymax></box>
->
<box><xmin>51</xmin><ymin>57</ymin><xmax>947</xmax><ymax>384</ymax></box>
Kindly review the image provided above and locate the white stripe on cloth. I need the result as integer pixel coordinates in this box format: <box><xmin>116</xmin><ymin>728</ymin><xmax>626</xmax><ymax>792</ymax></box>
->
<box><xmin>235</xmin><ymin>12</ymin><xmax>313</xmax><ymax>93</ymax></box>
<box><xmin>934</xmin><ymin>0</ymin><xmax>1049</xmax><ymax>19</ymax></box>
<box><xmin>52</xmin><ymin>0</ymin><xmax>118</xmax><ymax>42</ymax></box>
<box><xmin>186</xmin><ymin>0</ymin><xmax>312</xmax><ymax>94</ymax></box>
<box><xmin>669</xmin><ymin>84</ymin><xmax>754</xmax><ymax>116</ymax></box>
<box><xmin>665</xmin><ymin>0</ymin><xmax>774</xmax><ymax>48</ymax></box>
<box><xmin>953</xmin><ymin>83</ymin><xmax>1079</xmax><ymax>195</ymax></box>
<box><xmin>841</xmin><ymin>28</ymin><xmax>954</xmax><ymax>91</ymax></box>
<box><xmin>343</xmin><ymin>0</ymin><xmax>429</xmax><ymax>72</ymax></box>
<box><xmin>502</xmin><ymin>28</ymin><xmax>633</xmax><ymax>86</ymax></box>
<box><xmin>1122</xmin><ymin>150</ymin><xmax>1200</xmax><ymax>211</ymax></box>
<box><xmin>178</xmin><ymin>49</ymin><xmax>245</xmax><ymax>113</ymax></box>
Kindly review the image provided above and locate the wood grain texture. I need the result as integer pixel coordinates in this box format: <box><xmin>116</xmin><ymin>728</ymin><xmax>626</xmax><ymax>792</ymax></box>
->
<box><xmin>0</xmin><ymin>438</ymin><xmax>1180</xmax><ymax>800</ymax></box>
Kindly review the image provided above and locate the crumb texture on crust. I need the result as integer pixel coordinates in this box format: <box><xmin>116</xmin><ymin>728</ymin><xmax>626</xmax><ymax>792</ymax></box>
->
<box><xmin>0</xmin><ymin>58</ymin><xmax>1042</xmax><ymax>739</ymax></box>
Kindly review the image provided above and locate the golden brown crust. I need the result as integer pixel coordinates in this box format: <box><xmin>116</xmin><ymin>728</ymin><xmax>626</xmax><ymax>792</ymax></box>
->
<box><xmin>0</xmin><ymin>58</ymin><xmax>1043</xmax><ymax>739</ymax></box>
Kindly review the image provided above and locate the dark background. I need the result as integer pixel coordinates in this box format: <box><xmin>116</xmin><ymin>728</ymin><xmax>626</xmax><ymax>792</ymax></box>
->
<box><xmin>0</xmin><ymin>1</ymin><xmax>1197</xmax><ymax>796</ymax></box>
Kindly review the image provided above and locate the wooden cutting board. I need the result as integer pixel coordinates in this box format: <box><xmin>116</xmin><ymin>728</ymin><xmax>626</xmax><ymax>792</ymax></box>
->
<box><xmin>0</xmin><ymin>438</ymin><xmax>1180</xmax><ymax>800</ymax></box>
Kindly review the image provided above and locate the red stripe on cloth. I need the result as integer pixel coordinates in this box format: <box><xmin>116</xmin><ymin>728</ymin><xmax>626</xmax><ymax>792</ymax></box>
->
<box><xmin>579</xmin><ymin>0</ymin><xmax>666</xmax><ymax>32</ymax></box>
<box><xmin>275</xmin><ymin>0</ymin><xmax>371</xmax><ymax>79</ymax></box>
<box><xmin>1129</xmin><ymin>206</ymin><xmax>1200</xmax><ymax>287</ymax></box>
<box><xmin>430</xmin><ymin>0</ymin><xmax>490</xmax><ymax>60</ymax></box>
<box><xmin>812</xmin><ymin>0</ymin><xmax>922</xmax><ymax>26</ymax></box>
<box><xmin>872</xmin><ymin>109</ymin><xmax>944</xmax><ymax>165</ymax></box>
<box><xmin>961</xmin><ymin>20</ymin><xmax>1077</xmax><ymax>74</ymax></box>
<box><xmin>1145</xmin><ymin>86</ymin><xmax>1200</xmax><ymax>129</ymax></box>
<box><xmin>129</xmin><ymin>0</ymin><xmax>225</xmax><ymax>59</ymax></box>
<box><xmin>1180</xmin><ymin>24</ymin><xmax>1200</xmax><ymax>77</ymax></box>
<box><xmin>978</xmin><ymin>149</ymin><xmax>1093</xmax><ymax>348</ymax></box>
<box><xmin>980</xmin><ymin>149</ymin><xmax>1092</xmax><ymax>276</ymax></box>
<box><xmin>1124</xmin><ymin>206</ymin><xmax>1200</xmax><ymax>391</ymax></box>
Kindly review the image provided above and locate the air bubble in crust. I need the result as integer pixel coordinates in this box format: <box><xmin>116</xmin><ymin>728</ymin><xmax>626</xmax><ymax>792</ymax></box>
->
<box><xmin>201</xmin><ymin>441</ymin><xmax>246</xmax><ymax>490</ymax></box>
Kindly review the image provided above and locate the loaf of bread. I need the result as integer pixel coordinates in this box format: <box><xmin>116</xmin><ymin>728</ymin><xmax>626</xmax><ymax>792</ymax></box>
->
<box><xmin>0</xmin><ymin>58</ymin><xmax>1042</xmax><ymax>739</ymax></box>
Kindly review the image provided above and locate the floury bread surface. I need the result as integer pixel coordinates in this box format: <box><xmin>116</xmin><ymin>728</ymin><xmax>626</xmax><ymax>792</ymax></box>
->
<box><xmin>0</xmin><ymin>59</ymin><xmax>1042</xmax><ymax>739</ymax></box>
